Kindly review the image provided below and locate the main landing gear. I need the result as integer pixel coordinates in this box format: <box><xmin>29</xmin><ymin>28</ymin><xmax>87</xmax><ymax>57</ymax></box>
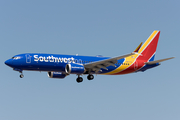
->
<box><xmin>87</xmin><ymin>74</ymin><xmax>94</xmax><ymax>80</ymax></box>
<box><xmin>76</xmin><ymin>74</ymin><xmax>94</xmax><ymax>83</ymax></box>
<box><xmin>76</xmin><ymin>76</ymin><xmax>83</xmax><ymax>83</ymax></box>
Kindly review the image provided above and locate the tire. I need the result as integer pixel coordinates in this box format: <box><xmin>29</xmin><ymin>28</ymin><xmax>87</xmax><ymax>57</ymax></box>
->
<box><xmin>87</xmin><ymin>74</ymin><xmax>94</xmax><ymax>80</ymax></box>
<box><xmin>20</xmin><ymin>74</ymin><xmax>24</xmax><ymax>78</ymax></box>
<box><xmin>76</xmin><ymin>77</ymin><xmax>83</xmax><ymax>83</ymax></box>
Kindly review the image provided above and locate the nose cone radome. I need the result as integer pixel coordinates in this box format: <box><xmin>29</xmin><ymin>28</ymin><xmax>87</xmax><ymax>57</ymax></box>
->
<box><xmin>5</xmin><ymin>59</ymin><xmax>13</xmax><ymax>66</ymax></box>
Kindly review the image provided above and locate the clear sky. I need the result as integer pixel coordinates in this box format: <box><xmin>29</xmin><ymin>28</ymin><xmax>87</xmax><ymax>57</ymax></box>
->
<box><xmin>0</xmin><ymin>0</ymin><xmax>179</xmax><ymax>120</ymax></box>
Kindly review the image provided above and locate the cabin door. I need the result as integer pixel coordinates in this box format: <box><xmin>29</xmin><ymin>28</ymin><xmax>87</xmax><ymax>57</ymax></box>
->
<box><xmin>134</xmin><ymin>61</ymin><xmax>138</xmax><ymax>70</ymax></box>
<box><xmin>26</xmin><ymin>54</ymin><xmax>31</xmax><ymax>63</ymax></box>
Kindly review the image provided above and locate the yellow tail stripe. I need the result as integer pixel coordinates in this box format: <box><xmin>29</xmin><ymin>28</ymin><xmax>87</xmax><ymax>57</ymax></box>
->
<box><xmin>138</xmin><ymin>30</ymin><xmax>159</xmax><ymax>54</ymax></box>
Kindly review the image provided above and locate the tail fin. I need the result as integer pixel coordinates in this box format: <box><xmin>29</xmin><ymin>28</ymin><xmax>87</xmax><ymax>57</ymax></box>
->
<box><xmin>138</xmin><ymin>30</ymin><xmax>160</xmax><ymax>62</ymax></box>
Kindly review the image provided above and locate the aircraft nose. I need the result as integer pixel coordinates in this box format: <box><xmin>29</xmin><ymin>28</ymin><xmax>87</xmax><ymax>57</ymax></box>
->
<box><xmin>5</xmin><ymin>59</ymin><xmax>12</xmax><ymax>66</ymax></box>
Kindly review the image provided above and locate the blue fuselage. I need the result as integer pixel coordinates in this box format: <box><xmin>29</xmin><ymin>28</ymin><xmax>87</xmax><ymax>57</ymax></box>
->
<box><xmin>5</xmin><ymin>53</ymin><xmax>124</xmax><ymax>74</ymax></box>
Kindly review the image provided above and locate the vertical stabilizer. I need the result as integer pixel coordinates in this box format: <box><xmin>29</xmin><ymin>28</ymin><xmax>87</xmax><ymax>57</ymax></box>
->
<box><xmin>138</xmin><ymin>30</ymin><xmax>160</xmax><ymax>62</ymax></box>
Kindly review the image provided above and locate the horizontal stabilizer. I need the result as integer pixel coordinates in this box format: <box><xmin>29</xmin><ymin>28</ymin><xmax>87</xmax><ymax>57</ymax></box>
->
<box><xmin>145</xmin><ymin>57</ymin><xmax>175</xmax><ymax>65</ymax></box>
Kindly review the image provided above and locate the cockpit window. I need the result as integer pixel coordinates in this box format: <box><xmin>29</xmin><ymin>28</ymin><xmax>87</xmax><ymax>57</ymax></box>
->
<box><xmin>12</xmin><ymin>56</ymin><xmax>21</xmax><ymax>60</ymax></box>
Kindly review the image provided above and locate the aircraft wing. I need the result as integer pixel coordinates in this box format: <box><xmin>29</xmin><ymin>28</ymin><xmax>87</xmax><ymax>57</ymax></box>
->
<box><xmin>145</xmin><ymin>57</ymin><xmax>175</xmax><ymax>65</ymax></box>
<box><xmin>84</xmin><ymin>53</ymin><xmax>135</xmax><ymax>73</ymax></box>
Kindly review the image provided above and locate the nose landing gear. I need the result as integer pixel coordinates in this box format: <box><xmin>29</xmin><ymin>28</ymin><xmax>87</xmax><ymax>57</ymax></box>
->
<box><xmin>19</xmin><ymin>70</ymin><xmax>24</xmax><ymax>78</ymax></box>
<box><xmin>13</xmin><ymin>68</ymin><xmax>24</xmax><ymax>78</ymax></box>
<box><xmin>20</xmin><ymin>74</ymin><xmax>24</xmax><ymax>78</ymax></box>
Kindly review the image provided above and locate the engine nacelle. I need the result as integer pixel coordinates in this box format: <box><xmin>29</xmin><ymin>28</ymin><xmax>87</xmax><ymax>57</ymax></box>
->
<box><xmin>65</xmin><ymin>63</ymin><xmax>85</xmax><ymax>74</ymax></box>
<box><xmin>48</xmin><ymin>72</ymin><xmax>67</xmax><ymax>79</ymax></box>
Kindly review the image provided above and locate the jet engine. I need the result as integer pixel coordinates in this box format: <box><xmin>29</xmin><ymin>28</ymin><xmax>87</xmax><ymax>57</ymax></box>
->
<box><xmin>48</xmin><ymin>72</ymin><xmax>67</xmax><ymax>79</ymax></box>
<box><xmin>65</xmin><ymin>63</ymin><xmax>85</xmax><ymax>74</ymax></box>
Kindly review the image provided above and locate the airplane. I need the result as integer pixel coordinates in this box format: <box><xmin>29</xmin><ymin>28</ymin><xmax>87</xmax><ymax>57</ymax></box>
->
<box><xmin>5</xmin><ymin>30</ymin><xmax>174</xmax><ymax>83</ymax></box>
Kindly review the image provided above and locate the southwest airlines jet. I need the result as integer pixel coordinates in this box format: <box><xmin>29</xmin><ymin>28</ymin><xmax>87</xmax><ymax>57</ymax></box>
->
<box><xmin>5</xmin><ymin>31</ymin><xmax>174</xmax><ymax>83</ymax></box>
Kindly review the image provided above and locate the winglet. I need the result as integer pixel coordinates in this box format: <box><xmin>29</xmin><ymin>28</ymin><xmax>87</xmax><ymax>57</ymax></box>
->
<box><xmin>134</xmin><ymin>42</ymin><xmax>143</xmax><ymax>52</ymax></box>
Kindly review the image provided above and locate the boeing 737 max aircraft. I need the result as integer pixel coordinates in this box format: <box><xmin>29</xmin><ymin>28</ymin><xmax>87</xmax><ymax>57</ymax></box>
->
<box><xmin>5</xmin><ymin>30</ymin><xmax>174</xmax><ymax>83</ymax></box>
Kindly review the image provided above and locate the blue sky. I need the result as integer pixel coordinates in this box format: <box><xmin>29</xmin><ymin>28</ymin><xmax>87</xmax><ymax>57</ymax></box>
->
<box><xmin>0</xmin><ymin>0</ymin><xmax>179</xmax><ymax>120</ymax></box>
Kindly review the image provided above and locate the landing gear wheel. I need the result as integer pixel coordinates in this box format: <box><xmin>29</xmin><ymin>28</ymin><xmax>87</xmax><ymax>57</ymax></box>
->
<box><xmin>20</xmin><ymin>74</ymin><xmax>24</xmax><ymax>78</ymax></box>
<box><xmin>87</xmin><ymin>74</ymin><xmax>94</xmax><ymax>80</ymax></box>
<box><xmin>76</xmin><ymin>77</ymin><xmax>83</xmax><ymax>83</ymax></box>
